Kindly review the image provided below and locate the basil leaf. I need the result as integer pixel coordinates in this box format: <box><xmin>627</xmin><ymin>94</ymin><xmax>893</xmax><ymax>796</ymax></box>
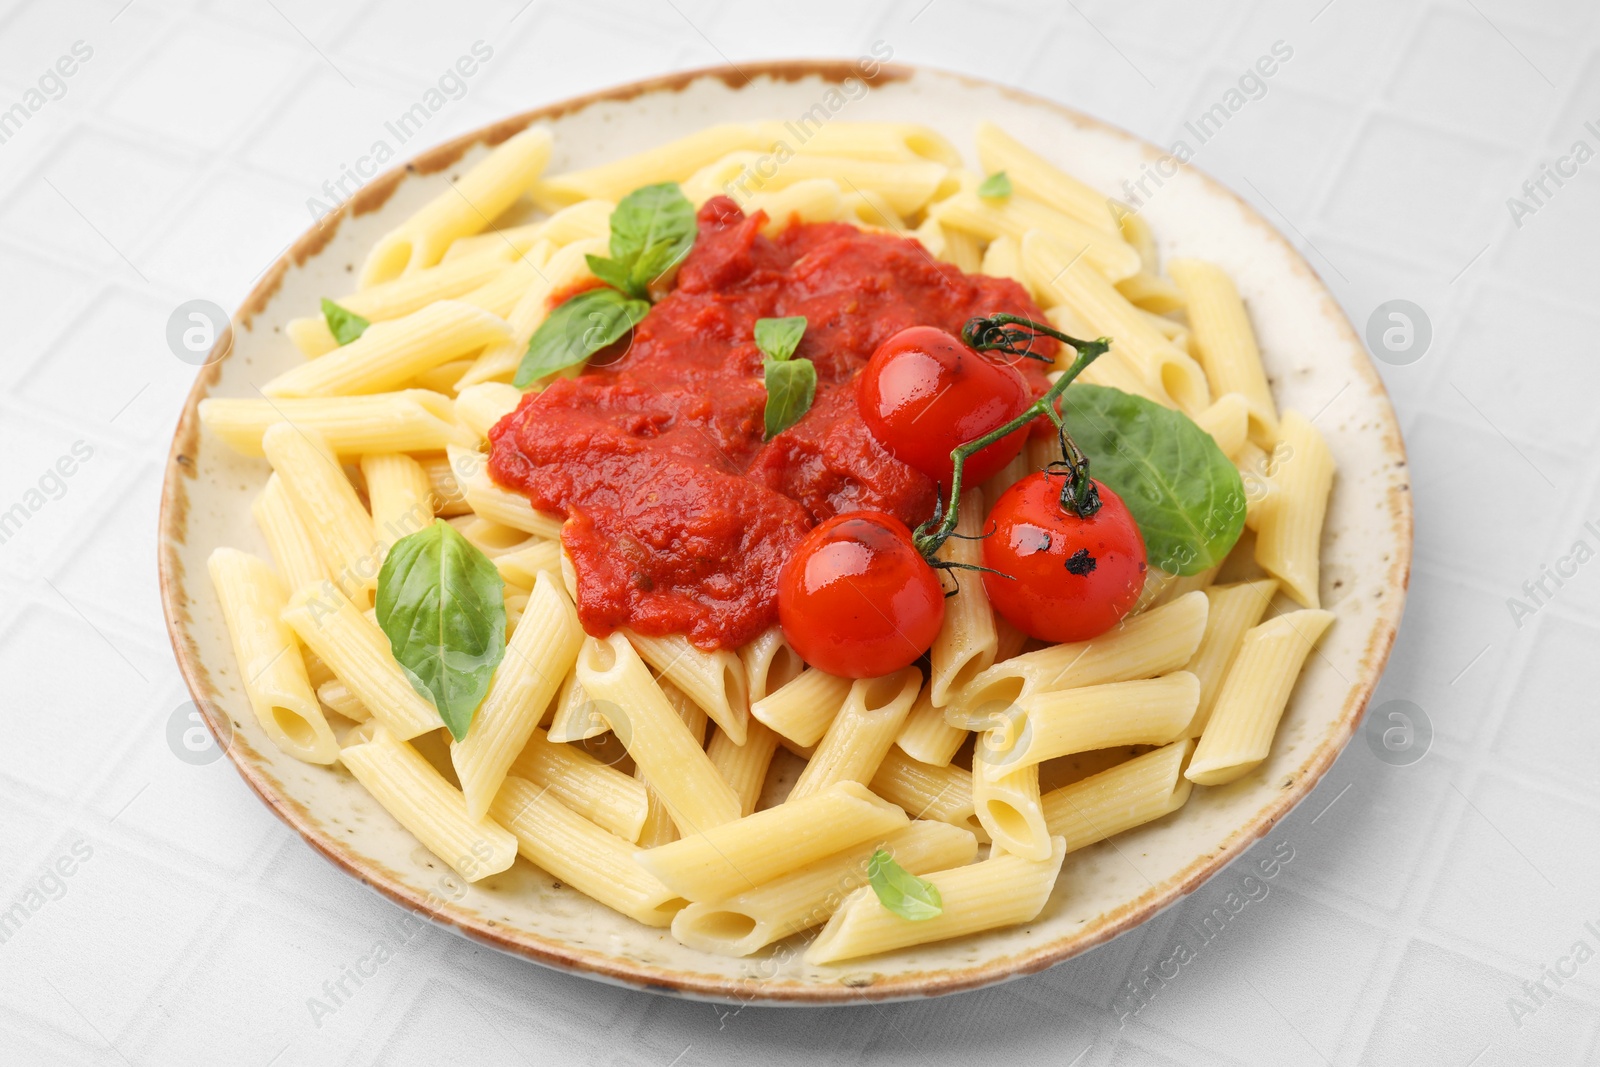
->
<box><xmin>754</xmin><ymin>315</ymin><xmax>807</xmax><ymax>362</ymax></box>
<box><xmin>321</xmin><ymin>298</ymin><xmax>369</xmax><ymax>345</ymax></box>
<box><xmin>977</xmin><ymin>171</ymin><xmax>1012</xmax><ymax>200</ymax></box>
<box><xmin>376</xmin><ymin>520</ymin><xmax>506</xmax><ymax>741</ymax></box>
<box><xmin>1061</xmin><ymin>383</ymin><xmax>1247</xmax><ymax>576</ymax></box>
<box><xmin>867</xmin><ymin>848</ymin><xmax>942</xmax><ymax>920</ymax></box>
<box><xmin>587</xmin><ymin>182</ymin><xmax>696</xmax><ymax>300</ymax></box>
<box><xmin>514</xmin><ymin>288</ymin><xmax>649</xmax><ymax>388</ymax></box>
<box><xmin>763</xmin><ymin>357</ymin><xmax>816</xmax><ymax>439</ymax></box>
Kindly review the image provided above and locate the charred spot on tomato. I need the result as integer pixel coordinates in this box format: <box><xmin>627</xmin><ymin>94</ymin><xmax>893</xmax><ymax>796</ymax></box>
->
<box><xmin>1064</xmin><ymin>548</ymin><xmax>1097</xmax><ymax>576</ymax></box>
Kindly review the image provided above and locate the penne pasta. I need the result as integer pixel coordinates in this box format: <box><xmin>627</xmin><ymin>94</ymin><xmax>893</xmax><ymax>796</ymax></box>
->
<box><xmin>738</xmin><ymin>625</ymin><xmax>805</xmax><ymax>704</ymax></box>
<box><xmin>261</xmin><ymin>423</ymin><xmax>377</xmax><ymax>601</ymax></box>
<box><xmin>1183</xmin><ymin>579</ymin><xmax>1278</xmax><ymax>737</ymax></box>
<box><xmin>750</xmin><ymin>666</ymin><xmax>852</xmax><ymax>748</ymax></box>
<box><xmin>494</xmin><ymin>538</ymin><xmax>562</xmax><ymax>589</ymax></box>
<box><xmin>457</xmin><ymin>236</ymin><xmax>607</xmax><ymax>387</ymax></box>
<box><xmin>454</xmin><ymin>382</ymin><xmax>524</xmax><ymax>441</ymax></box>
<box><xmin>787</xmin><ymin>667</ymin><xmax>922</xmax><ymax>802</ymax></box>
<box><xmin>252</xmin><ymin>474</ymin><xmax>332</xmax><ymax>595</ymax></box>
<box><xmin>508</xmin><ymin>728</ymin><xmax>650</xmax><ymax>842</ymax></box>
<box><xmin>1041</xmin><ymin>738</ymin><xmax>1195</xmax><ymax>852</ymax></box>
<box><xmin>1168</xmin><ymin>258</ymin><xmax>1279</xmax><ymax>446</ymax></box>
<box><xmin>315</xmin><ymin>678</ymin><xmax>370</xmax><ymax>723</ymax></box>
<box><xmin>444</xmin><ymin>444</ymin><xmax>562</xmax><ymax>539</ymax></box>
<box><xmin>360</xmin><ymin>453</ymin><xmax>435</xmax><ymax>565</ymax></box>
<box><xmin>869</xmin><ymin>748</ymin><xmax>985</xmax><ymax>839</ymax></box>
<box><xmin>983</xmin><ymin>672</ymin><xmax>1199</xmax><ymax>775</ymax></box>
<box><xmin>933</xmin><ymin>190</ymin><xmax>1141</xmax><ymax>282</ymax></box>
<box><xmin>1193</xmin><ymin>392</ymin><xmax>1250</xmax><ymax>459</ymax></box>
<box><xmin>442</xmin><ymin>198</ymin><xmax>614</xmax><ymax>262</ymax></box>
<box><xmin>895</xmin><ymin>685</ymin><xmax>968</xmax><ymax>767</ymax></box>
<box><xmin>974</xmin><ymin>121</ymin><xmax>1119</xmax><ymax>234</ymax></box>
<box><xmin>972</xmin><ymin>760</ymin><xmax>1050</xmax><ymax>859</ymax></box>
<box><xmin>624</xmin><ymin>630</ymin><xmax>749</xmax><ymax>745</ymax></box>
<box><xmin>200</xmin><ymin>390</ymin><xmax>471</xmax><ymax>457</ymax></box>
<box><xmin>708</xmin><ymin>720</ymin><xmax>782</xmax><ymax>817</ymax></box>
<box><xmin>928</xmin><ymin>488</ymin><xmax>998</xmax><ymax>708</ymax></box>
<box><xmin>1254</xmin><ymin>411</ymin><xmax>1333</xmax><ymax>609</ymax></box>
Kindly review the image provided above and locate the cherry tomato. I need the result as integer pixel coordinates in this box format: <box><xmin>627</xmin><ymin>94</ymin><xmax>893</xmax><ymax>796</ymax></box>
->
<box><xmin>981</xmin><ymin>474</ymin><xmax>1147</xmax><ymax>643</ymax></box>
<box><xmin>858</xmin><ymin>326</ymin><xmax>1034</xmax><ymax>487</ymax></box>
<box><xmin>778</xmin><ymin>511</ymin><xmax>945</xmax><ymax>678</ymax></box>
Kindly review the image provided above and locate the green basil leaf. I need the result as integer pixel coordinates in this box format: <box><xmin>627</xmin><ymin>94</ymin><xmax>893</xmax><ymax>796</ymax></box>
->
<box><xmin>376</xmin><ymin>520</ymin><xmax>506</xmax><ymax>741</ymax></box>
<box><xmin>514</xmin><ymin>288</ymin><xmax>650</xmax><ymax>388</ymax></box>
<box><xmin>763</xmin><ymin>357</ymin><xmax>816</xmax><ymax>439</ymax></box>
<box><xmin>1061</xmin><ymin>383</ymin><xmax>1247</xmax><ymax>576</ymax></box>
<box><xmin>977</xmin><ymin>171</ymin><xmax>1012</xmax><ymax>199</ymax></box>
<box><xmin>754</xmin><ymin>315</ymin><xmax>807</xmax><ymax>362</ymax></box>
<box><xmin>583</xmin><ymin>253</ymin><xmax>635</xmax><ymax>296</ymax></box>
<box><xmin>867</xmin><ymin>848</ymin><xmax>942</xmax><ymax>920</ymax></box>
<box><xmin>321</xmin><ymin>298</ymin><xmax>369</xmax><ymax>345</ymax></box>
<box><xmin>602</xmin><ymin>182</ymin><xmax>696</xmax><ymax>299</ymax></box>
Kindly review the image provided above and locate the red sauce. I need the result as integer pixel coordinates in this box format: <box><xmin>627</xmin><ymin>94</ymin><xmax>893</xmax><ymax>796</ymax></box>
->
<box><xmin>488</xmin><ymin>197</ymin><xmax>1055</xmax><ymax>649</ymax></box>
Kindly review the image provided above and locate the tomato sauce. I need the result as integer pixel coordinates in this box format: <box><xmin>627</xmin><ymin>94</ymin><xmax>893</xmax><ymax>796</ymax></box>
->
<box><xmin>488</xmin><ymin>197</ymin><xmax>1055</xmax><ymax>649</ymax></box>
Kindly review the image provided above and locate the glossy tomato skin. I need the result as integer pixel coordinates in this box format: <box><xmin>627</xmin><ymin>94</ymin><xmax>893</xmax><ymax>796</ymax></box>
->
<box><xmin>778</xmin><ymin>511</ymin><xmax>945</xmax><ymax>678</ymax></box>
<box><xmin>858</xmin><ymin>326</ymin><xmax>1033</xmax><ymax>487</ymax></box>
<box><xmin>981</xmin><ymin>474</ymin><xmax>1147</xmax><ymax>643</ymax></box>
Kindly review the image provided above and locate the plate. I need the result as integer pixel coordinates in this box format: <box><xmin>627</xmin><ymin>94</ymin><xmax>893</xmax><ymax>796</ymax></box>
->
<box><xmin>157</xmin><ymin>60</ymin><xmax>1411</xmax><ymax>1003</ymax></box>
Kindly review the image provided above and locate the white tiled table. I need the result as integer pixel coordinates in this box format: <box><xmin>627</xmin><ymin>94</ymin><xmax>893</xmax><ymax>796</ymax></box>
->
<box><xmin>1</xmin><ymin>1</ymin><xmax>1596</xmax><ymax>1063</ymax></box>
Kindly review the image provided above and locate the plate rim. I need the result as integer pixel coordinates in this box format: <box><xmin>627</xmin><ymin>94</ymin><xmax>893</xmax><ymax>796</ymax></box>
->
<box><xmin>156</xmin><ymin>57</ymin><xmax>1413</xmax><ymax>1005</ymax></box>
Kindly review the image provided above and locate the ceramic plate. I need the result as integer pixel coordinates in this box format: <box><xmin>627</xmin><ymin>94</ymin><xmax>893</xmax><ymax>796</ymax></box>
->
<box><xmin>158</xmin><ymin>60</ymin><xmax>1411</xmax><ymax>1004</ymax></box>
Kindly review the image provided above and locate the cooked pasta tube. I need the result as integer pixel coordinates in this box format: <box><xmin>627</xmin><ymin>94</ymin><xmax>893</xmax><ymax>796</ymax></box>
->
<box><xmin>532</xmin><ymin>124</ymin><xmax>771</xmax><ymax>207</ymax></box>
<box><xmin>952</xmin><ymin>591</ymin><xmax>1208</xmax><ymax>722</ymax></box>
<box><xmin>208</xmin><ymin>549</ymin><xmax>338</xmax><ymax>763</ymax></box>
<box><xmin>494</xmin><ymin>539</ymin><xmax>562</xmax><ymax>589</ymax></box>
<box><xmin>1041</xmin><ymin>739</ymin><xmax>1195</xmax><ymax>852</ymax></box>
<box><xmin>787</xmin><ymin>667</ymin><xmax>922</xmax><ymax>802</ymax></box>
<box><xmin>360</xmin><ymin>454</ymin><xmax>435</xmax><ymax>564</ymax></box>
<box><xmin>984</xmin><ymin>673</ymin><xmax>1199</xmax><ymax>774</ymax></box>
<box><xmin>804</xmin><ymin>837</ymin><xmax>1066</xmax><ymax>964</ymax></box>
<box><xmin>508</xmin><ymin>728</ymin><xmax>650</xmax><ymax>842</ymax></box>
<box><xmin>452</xmin><ymin>573</ymin><xmax>583</xmax><ymax>819</ymax></box>
<box><xmin>1254</xmin><ymin>411</ymin><xmax>1333</xmax><ymax>608</ymax></box>
<box><xmin>933</xmin><ymin>190</ymin><xmax>1140</xmax><ymax>282</ymax></box>
<box><xmin>975</xmin><ymin>121</ymin><xmax>1119</xmax><ymax>234</ymax></box>
<box><xmin>361</xmin><ymin>127</ymin><xmax>552</xmax><ymax>285</ymax></box>
<box><xmin>1115</xmin><ymin>271</ymin><xmax>1186</xmax><ymax>315</ymax></box>
<box><xmin>252</xmin><ymin>474</ymin><xmax>332</xmax><ymax>595</ymax></box>
<box><xmin>1236</xmin><ymin>440</ymin><xmax>1280</xmax><ymax>531</ymax></box>
<box><xmin>1187</xmin><ymin>610</ymin><xmax>1334</xmax><ymax>786</ymax></box>
<box><xmin>895</xmin><ymin>685</ymin><xmax>968</xmax><ymax>767</ymax></box>
<box><xmin>743</xmin><ymin>178</ymin><xmax>846</xmax><ymax>233</ymax></box>
<box><xmin>442</xmin><ymin>198</ymin><xmax>614</xmax><ymax>262</ymax></box>
<box><xmin>264</xmin><ymin>302</ymin><xmax>512</xmax><ymax>398</ymax></box>
<box><xmin>869</xmin><ymin>748</ymin><xmax>985</xmax><ymax>839</ymax></box>
<box><xmin>457</xmin><ymin>236</ymin><xmax>606</xmax><ymax>387</ymax></box>
<box><xmin>670</xmin><ymin>821</ymin><xmax>977</xmax><ymax>957</ymax></box>
<box><xmin>1168</xmin><ymin>258</ymin><xmax>1279</xmax><ymax>446</ymax></box>
<box><xmin>341</xmin><ymin>725</ymin><xmax>517</xmax><ymax>882</ymax></box>
<box><xmin>1193</xmin><ymin>393</ymin><xmax>1250</xmax><ymax>459</ymax></box>
<box><xmin>979</xmin><ymin>232</ymin><xmax>1029</xmax><ymax>289</ymax></box>
<box><xmin>416</xmin><ymin>452</ymin><xmax>470</xmax><ymax>516</ymax></box>
<box><xmin>1024</xmin><ymin>230</ymin><xmax>1210</xmax><ymax>412</ymax></box>
<box><xmin>454</xmin><ymin>382</ymin><xmax>524</xmax><ymax>440</ymax></box>
<box><xmin>315</xmin><ymin>678</ymin><xmax>370</xmax><ymax>722</ymax></box>
<box><xmin>261</xmin><ymin>424</ymin><xmax>377</xmax><ymax>599</ymax></box>
<box><xmin>739</xmin><ymin>625</ymin><xmax>805</xmax><ymax>704</ymax></box>
<box><xmin>200</xmin><ymin>391</ymin><xmax>470</xmax><ymax>457</ymax></box>
<box><xmin>634</xmin><ymin>781</ymin><xmax>909</xmax><ymax>902</ymax></box>
<box><xmin>929</xmin><ymin>488</ymin><xmax>998</xmax><ymax>708</ymax></box>
<box><xmin>749</xmin><ymin>667</ymin><xmax>852</xmax><ymax>747</ymax></box>
<box><xmin>762</xmin><ymin>121</ymin><xmax>961</xmax><ymax>165</ymax></box>
<box><xmin>624</xmin><ymin>630</ymin><xmax>749</xmax><ymax>745</ymax></box>
<box><xmin>448</xmin><ymin>517</ymin><xmax>530</xmax><ymax>560</ymax></box>
<box><xmin>972</xmin><ymin>761</ymin><xmax>1050</xmax><ymax>860</ymax></box>
<box><xmin>575</xmin><ymin>632</ymin><xmax>740</xmax><ymax>834</ymax></box>
<box><xmin>708</xmin><ymin>720</ymin><xmax>781</xmax><ymax>817</ymax></box>
<box><xmin>1184</xmin><ymin>579</ymin><xmax>1278</xmax><ymax>737</ymax></box>
<box><xmin>444</xmin><ymin>444</ymin><xmax>562</xmax><ymax>539</ymax></box>
<box><xmin>545</xmin><ymin>668</ymin><xmax>604</xmax><ymax>742</ymax></box>
<box><xmin>684</xmin><ymin>151</ymin><xmax>949</xmax><ymax>216</ymax></box>
<box><xmin>1115</xmin><ymin>203</ymin><xmax>1158</xmax><ymax>271</ymax></box>
<box><xmin>491</xmin><ymin>776</ymin><xmax>684</xmax><ymax>926</ymax></box>
<box><xmin>281</xmin><ymin>583</ymin><xmax>442</xmax><ymax>739</ymax></box>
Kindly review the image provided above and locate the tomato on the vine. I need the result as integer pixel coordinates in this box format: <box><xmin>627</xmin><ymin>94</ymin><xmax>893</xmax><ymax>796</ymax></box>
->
<box><xmin>858</xmin><ymin>326</ymin><xmax>1034</xmax><ymax>487</ymax></box>
<box><xmin>778</xmin><ymin>511</ymin><xmax>945</xmax><ymax>678</ymax></box>
<box><xmin>982</xmin><ymin>473</ymin><xmax>1147</xmax><ymax>643</ymax></box>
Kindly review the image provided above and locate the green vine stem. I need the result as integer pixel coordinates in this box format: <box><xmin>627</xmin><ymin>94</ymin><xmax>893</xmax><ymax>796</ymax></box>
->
<box><xmin>912</xmin><ymin>316</ymin><xmax>1111</xmax><ymax>561</ymax></box>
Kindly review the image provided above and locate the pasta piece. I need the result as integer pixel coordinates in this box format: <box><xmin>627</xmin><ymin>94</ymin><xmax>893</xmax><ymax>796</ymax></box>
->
<box><xmin>341</xmin><ymin>725</ymin><xmax>517</xmax><ymax>881</ymax></box>
<box><xmin>787</xmin><ymin>668</ymin><xmax>922</xmax><ymax>802</ymax></box>
<box><xmin>975</xmin><ymin>121</ymin><xmax>1119</xmax><ymax>234</ymax></box>
<box><xmin>494</xmin><ymin>539</ymin><xmax>562</xmax><ymax>589</ymax></box>
<box><xmin>1115</xmin><ymin>272</ymin><xmax>1185</xmax><ymax>315</ymax></box>
<box><xmin>261</xmin><ymin>423</ymin><xmax>377</xmax><ymax>601</ymax></box>
<box><xmin>805</xmin><ymin>837</ymin><xmax>1066</xmax><ymax>964</ymax></box>
<box><xmin>253</xmin><ymin>474</ymin><xmax>332</xmax><ymax>595</ymax></box>
<box><xmin>281</xmin><ymin>583</ymin><xmax>442</xmax><ymax>739</ymax></box>
<box><xmin>208</xmin><ymin>548</ymin><xmax>338</xmax><ymax>763</ymax></box>
<box><xmin>1187</xmin><ymin>610</ymin><xmax>1335</xmax><ymax>786</ymax></box>
<box><xmin>953</xmin><ymin>590</ymin><xmax>1208</xmax><ymax>722</ymax></box>
<box><xmin>749</xmin><ymin>666</ymin><xmax>852</xmax><ymax>748</ymax></box>
<box><xmin>684</xmin><ymin>152</ymin><xmax>949</xmax><ymax>216</ymax></box>
<box><xmin>452</xmin><ymin>573</ymin><xmax>583</xmax><ymax>819</ymax></box>
<box><xmin>442</xmin><ymin>198</ymin><xmax>614</xmax><ymax>262</ymax></box>
<box><xmin>574</xmin><ymin>632</ymin><xmax>740</xmax><ymax>835</ymax></box>
<box><xmin>1115</xmin><ymin>205</ymin><xmax>1159</xmax><ymax>272</ymax></box>
<box><xmin>459</xmin><ymin>236</ymin><xmax>607</xmax><ymax>388</ymax></box>
<box><xmin>895</xmin><ymin>685</ymin><xmax>968</xmax><ymax>767</ymax></box>
<box><xmin>1184</xmin><ymin>579</ymin><xmax>1278</xmax><ymax>737</ymax></box>
<box><xmin>979</xmin><ymin>232</ymin><xmax>1029</xmax><ymax>289</ymax></box>
<box><xmin>1254</xmin><ymin>412</ymin><xmax>1333</xmax><ymax>609</ymax></box>
<box><xmin>987</xmin><ymin>672</ymin><xmax>1199</xmax><ymax>773</ymax></box>
<box><xmin>1041</xmin><ymin>739</ymin><xmax>1195</xmax><ymax>852</ymax></box>
<box><xmin>840</xmin><ymin>186</ymin><xmax>905</xmax><ymax>232</ymax></box>
<box><xmin>200</xmin><ymin>391</ymin><xmax>470</xmax><ymax>457</ymax></box>
<box><xmin>869</xmin><ymin>748</ymin><xmax>985</xmax><ymax>839</ymax></box>
<box><xmin>708</xmin><ymin>720</ymin><xmax>782</xmax><ymax>817</ymax></box>
<box><xmin>1236</xmin><ymin>440</ymin><xmax>1280</xmax><ymax>531</ymax></box>
<box><xmin>972</xmin><ymin>761</ymin><xmax>1050</xmax><ymax>859</ymax></box>
<box><xmin>508</xmin><ymin>728</ymin><xmax>650</xmax><ymax>842</ymax></box>
<box><xmin>455</xmin><ymin>382</ymin><xmax>524</xmax><ymax>440</ymax></box>
<box><xmin>416</xmin><ymin>452</ymin><xmax>471</xmax><ymax>516</ymax></box>
<box><xmin>453</xmin><ymin>255</ymin><xmax>551</xmax><ymax>322</ymax></box>
<box><xmin>1023</xmin><ymin>230</ymin><xmax>1210</xmax><ymax>413</ymax></box>
<box><xmin>933</xmin><ymin>191</ymin><xmax>1140</xmax><ymax>282</ymax></box>
<box><xmin>634</xmin><ymin>781</ymin><xmax>909</xmax><ymax>902</ymax></box>
<box><xmin>410</xmin><ymin>358</ymin><xmax>475</xmax><ymax>395</ymax></box>
<box><xmin>491</xmin><ymin>776</ymin><xmax>685</xmax><ymax>926</ymax></box>
<box><xmin>1168</xmin><ymin>258</ymin><xmax>1279</xmax><ymax>446</ymax></box>
<box><xmin>445</xmin><ymin>444</ymin><xmax>562</xmax><ymax>539</ymax></box>
<box><xmin>743</xmin><ymin>178</ymin><xmax>845</xmax><ymax>234</ymax></box>
<box><xmin>929</xmin><ymin>488</ymin><xmax>998</xmax><ymax>707</ymax></box>
<box><xmin>263</xmin><ymin>301</ymin><xmax>512</xmax><ymax>398</ymax></box>
<box><xmin>739</xmin><ymin>625</ymin><xmax>805</xmax><ymax>704</ymax></box>
<box><xmin>315</xmin><ymin>678</ymin><xmax>370</xmax><ymax>722</ymax></box>
<box><xmin>1192</xmin><ymin>393</ymin><xmax>1250</xmax><ymax>459</ymax></box>
<box><xmin>360</xmin><ymin>454</ymin><xmax>435</xmax><ymax>565</ymax></box>
<box><xmin>448</xmin><ymin>516</ymin><xmax>530</xmax><ymax>559</ymax></box>
<box><xmin>361</xmin><ymin>127</ymin><xmax>553</xmax><ymax>285</ymax></box>
<box><xmin>532</xmin><ymin>124</ymin><xmax>771</xmax><ymax>207</ymax></box>
<box><xmin>630</xmin><ymin>676</ymin><xmax>707</xmax><ymax>848</ymax></box>
<box><xmin>671</xmin><ymin>821</ymin><xmax>977</xmax><ymax>957</ymax></box>
<box><xmin>763</xmin><ymin>121</ymin><xmax>961</xmax><ymax>165</ymax></box>
<box><xmin>624</xmin><ymin>630</ymin><xmax>749</xmax><ymax>745</ymax></box>
<box><xmin>1044</xmin><ymin>307</ymin><xmax>1160</xmax><ymax>402</ymax></box>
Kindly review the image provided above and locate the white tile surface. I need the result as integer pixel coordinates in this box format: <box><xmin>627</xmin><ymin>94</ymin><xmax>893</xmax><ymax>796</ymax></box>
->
<box><xmin>4</xmin><ymin>1</ymin><xmax>1599</xmax><ymax>1064</ymax></box>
